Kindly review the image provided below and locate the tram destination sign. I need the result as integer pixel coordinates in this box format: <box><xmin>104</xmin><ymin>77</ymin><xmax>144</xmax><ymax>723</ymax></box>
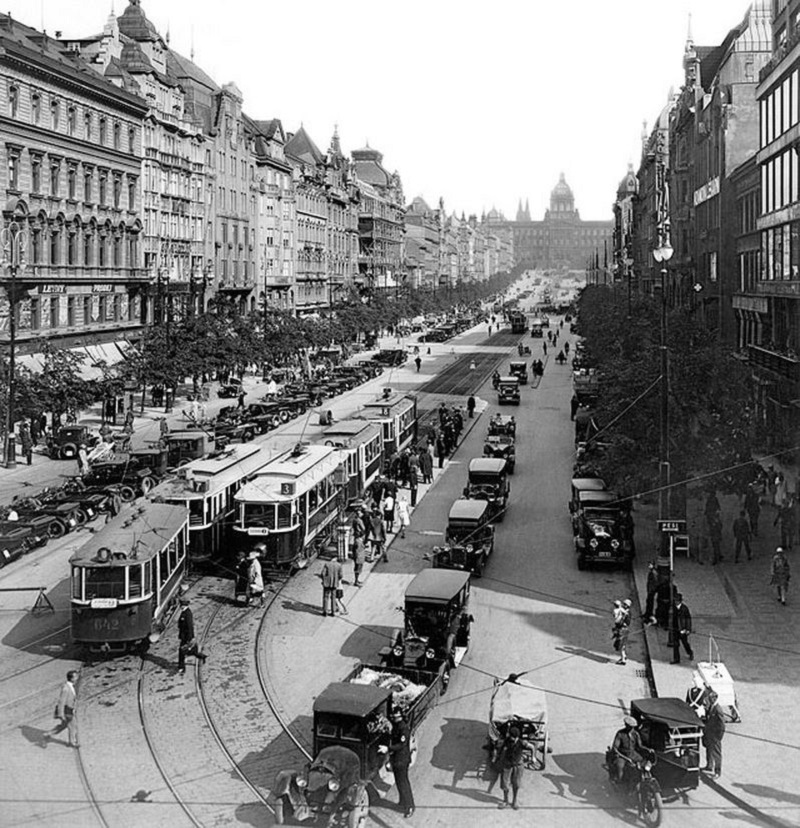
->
<box><xmin>658</xmin><ymin>520</ymin><xmax>687</xmax><ymax>533</ymax></box>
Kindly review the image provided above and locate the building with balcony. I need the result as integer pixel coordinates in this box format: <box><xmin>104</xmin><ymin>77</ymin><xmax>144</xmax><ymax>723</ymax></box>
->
<box><xmin>1</xmin><ymin>11</ymin><xmax>148</xmax><ymax>357</ymax></box>
<box><xmin>611</xmin><ymin>164</ymin><xmax>639</xmax><ymax>296</ymax></box>
<box><xmin>753</xmin><ymin>0</ymin><xmax>800</xmax><ymax>449</ymax></box>
<box><xmin>351</xmin><ymin>145</ymin><xmax>405</xmax><ymax>293</ymax></box>
<box><xmin>75</xmin><ymin>1</ymin><xmax>209</xmax><ymax>322</ymax></box>
<box><xmin>404</xmin><ymin>196</ymin><xmax>443</xmax><ymax>291</ymax></box>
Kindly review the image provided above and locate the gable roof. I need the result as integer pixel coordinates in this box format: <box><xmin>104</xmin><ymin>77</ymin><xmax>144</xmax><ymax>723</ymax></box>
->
<box><xmin>285</xmin><ymin>125</ymin><xmax>324</xmax><ymax>165</ymax></box>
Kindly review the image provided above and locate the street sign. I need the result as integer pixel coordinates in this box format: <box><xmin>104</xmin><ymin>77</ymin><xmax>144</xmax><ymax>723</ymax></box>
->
<box><xmin>658</xmin><ymin>520</ymin><xmax>687</xmax><ymax>533</ymax></box>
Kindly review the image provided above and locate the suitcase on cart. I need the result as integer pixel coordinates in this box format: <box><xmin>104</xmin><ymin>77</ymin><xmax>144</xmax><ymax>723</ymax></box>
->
<box><xmin>696</xmin><ymin>637</ymin><xmax>741</xmax><ymax>722</ymax></box>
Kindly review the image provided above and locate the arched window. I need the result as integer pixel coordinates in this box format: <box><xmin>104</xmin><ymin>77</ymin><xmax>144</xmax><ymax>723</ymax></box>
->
<box><xmin>83</xmin><ymin>226</ymin><xmax>93</xmax><ymax>266</ymax></box>
<box><xmin>67</xmin><ymin>106</ymin><xmax>76</xmax><ymax>135</ymax></box>
<box><xmin>50</xmin><ymin>222</ymin><xmax>61</xmax><ymax>265</ymax></box>
<box><xmin>31</xmin><ymin>92</ymin><xmax>41</xmax><ymax>124</ymax></box>
<box><xmin>113</xmin><ymin>230</ymin><xmax>122</xmax><ymax>267</ymax></box>
<box><xmin>128</xmin><ymin>126</ymin><xmax>136</xmax><ymax>154</ymax></box>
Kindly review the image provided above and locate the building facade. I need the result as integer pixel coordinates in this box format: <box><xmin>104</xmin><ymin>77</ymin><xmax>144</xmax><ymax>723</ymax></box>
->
<box><xmin>1</xmin><ymin>11</ymin><xmax>148</xmax><ymax>358</ymax></box>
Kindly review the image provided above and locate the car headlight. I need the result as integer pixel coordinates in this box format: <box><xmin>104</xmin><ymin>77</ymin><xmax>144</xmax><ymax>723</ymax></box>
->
<box><xmin>589</xmin><ymin>538</ymin><xmax>598</xmax><ymax>549</ymax></box>
<box><xmin>393</xmin><ymin>646</ymin><xmax>403</xmax><ymax>657</ymax></box>
<box><xmin>611</xmin><ymin>539</ymin><xmax>620</xmax><ymax>549</ymax></box>
<box><xmin>328</xmin><ymin>779</ymin><xmax>340</xmax><ymax>792</ymax></box>
<box><xmin>425</xmin><ymin>648</ymin><xmax>436</xmax><ymax>660</ymax></box>
<box><xmin>644</xmin><ymin>761</ymin><xmax>652</xmax><ymax>772</ymax></box>
<box><xmin>296</xmin><ymin>776</ymin><xmax>308</xmax><ymax>788</ymax></box>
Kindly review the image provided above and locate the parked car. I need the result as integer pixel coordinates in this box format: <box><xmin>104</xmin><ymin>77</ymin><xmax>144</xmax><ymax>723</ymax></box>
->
<box><xmin>372</xmin><ymin>349</ymin><xmax>408</xmax><ymax>366</ymax></box>
<box><xmin>83</xmin><ymin>448</ymin><xmax>170</xmax><ymax>501</ymax></box>
<box><xmin>47</xmin><ymin>425</ymin><xmax>101</xmax><ymax>460</ymax></box>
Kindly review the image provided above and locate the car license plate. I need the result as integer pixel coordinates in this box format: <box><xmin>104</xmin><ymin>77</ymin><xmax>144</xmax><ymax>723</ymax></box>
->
<box><xmin>599</xmin><ymin>550</ymin><xmax>611</xmax><ymax>558</ymax></box>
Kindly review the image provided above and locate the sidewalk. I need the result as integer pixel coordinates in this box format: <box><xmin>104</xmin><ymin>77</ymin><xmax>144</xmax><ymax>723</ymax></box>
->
<box><xmin>633</xmin><ymin>490</ymin><xmax>800</xmax><ymax>825</ymax></box>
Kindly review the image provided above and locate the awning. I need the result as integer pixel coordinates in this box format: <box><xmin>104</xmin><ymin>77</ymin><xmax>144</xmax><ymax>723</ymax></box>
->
<box><xmin>14</xmin><ymin>341</ymin><xmax>129</xmax><ymax>381</ymax></box>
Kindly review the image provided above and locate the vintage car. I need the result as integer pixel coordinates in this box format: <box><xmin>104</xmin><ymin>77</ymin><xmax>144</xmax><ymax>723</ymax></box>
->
<box><xmin>244</xmin><ymin>401</ymin><xmax>293</xmax><ymax>433</ymax></box>
<box><xmin>487</xmin><ymin>413</ymin><xmax>516</xmax><ymax>437</ymax></box>
<box><xmin>429</xmin><ymin>499</ymin><xmax>495</xmax><ymax>577</ymax></box>
<box><xmin>463</xmin><ymin>458</ymin><xmax>510</xmax><ymax>521</ymax></box>
<box><xmin>630</xmin><ymin>698</ymin><xmax>702</xmax><ymax>793</ymax></box>
<box><xmin>83</xmin><ymin>448</ymin><xmax>170</xmax><ymax>501</ymax></box>
<box><xmin>163</xmin><ymin>431</ymin><xmax>215</xmax><ymax>468</ymax></box>
<box><xmin>382</xmin><ymin>568</ymin><xmax>473</xmax><ymax>691</ymax></box>
<box><xmin>372</xmin><ymin>349</ymin><xmax>408</xmax><ymax>366</ymax></box>
<box><xmin>0</xmin><ymin>524</ymin><xmax>42</xmax><ymax>567</ymax></box>
<box><xmin>271</xmin><ymin>668</ymin><xmax>440</xmax><ymax>826</ymax></box>
<box><xmin>217</xmin><ymin>377</ymin><xmax>244</xmax><ymax>398</ymax></box>
<box><xmin>530</xmin><ymin>319</ymin><xmax>544</xmax><ymax>338</ymax></box>
<box><xmin>573</xmin><ymin>368</ymin><xmax>600</xmax><ymax>406</ymax></box>
<box><xmin>47</xmin><ymin>425</ymin><xmax>101</xmax><ymax>460</ymax></box>
<box><xmin>497</xmin><ymin>376</ymin><xmax>520</xmax><ymax>405</ymax></box>
<box><xmin>568</xmin><ymin>477</ymin><xmax>608</xmax><ymax>517</ymax></box>
<box><xmin>570</xmin><ymin>483</ymin><xmax>633</xmax><ymax>570</ymax></box>
<box><xmin>509</xmin><ymin>360</ymin><xmax>529</xmax><ymax>385</ymax></box>
<box><xmin>483</xmin><ymin>433</ymin><xmax>516</xmax><ymax>473</ymax></box>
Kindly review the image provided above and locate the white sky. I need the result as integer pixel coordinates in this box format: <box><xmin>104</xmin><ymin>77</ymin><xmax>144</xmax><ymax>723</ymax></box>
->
<box><xmin>9</xmin><ymin>0</ymin><xmax>755</xmax><ymax>221</ymax></box>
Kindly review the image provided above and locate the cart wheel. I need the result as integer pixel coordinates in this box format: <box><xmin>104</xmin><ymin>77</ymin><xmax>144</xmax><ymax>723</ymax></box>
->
<box><xmin>73</xmin><ymin>509</ymin><xmax>88</xmax><ymax>527</ymax></box>
<box><xmin>347</xmin><ymin>786</ymin><xmax>369</xmax><ymax>828</ymax></box>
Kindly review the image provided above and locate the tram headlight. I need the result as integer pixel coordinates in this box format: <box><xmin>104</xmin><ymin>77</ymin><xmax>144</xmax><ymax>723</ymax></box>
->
<box><xmin>328</xmin><ymin>779</ymin><xmax>340</xmax><ymax>792</ymax></box>
<box><xmin>296</xmin><ymin>775</ymin><xmax>308</xmax><ymax>789</ymax></box>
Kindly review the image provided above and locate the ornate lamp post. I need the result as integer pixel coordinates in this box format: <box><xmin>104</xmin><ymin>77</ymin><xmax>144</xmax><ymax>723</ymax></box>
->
<box><xmin>1</xmin><ymin>221</ymin><xmax>29</xmax><ymax>469</ymax></box>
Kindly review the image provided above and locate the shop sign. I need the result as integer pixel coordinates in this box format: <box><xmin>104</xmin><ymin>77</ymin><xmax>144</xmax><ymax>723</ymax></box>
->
<box><xmin>39</xmin><ymin>284</ymin><xmax>67</xmax><ymax>294</ymax></box>
<box><xmin>91</xmin><ymin>284</ymin><xmax>114</xmax><ymax>293</ymax></box>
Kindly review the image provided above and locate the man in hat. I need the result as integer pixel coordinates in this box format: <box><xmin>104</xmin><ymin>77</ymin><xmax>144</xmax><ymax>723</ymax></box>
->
<box><xmin>48</xmin><ymin>670</ymin><xmax>79</xmax><ymax>747</ymax></box>
<box><xmin>611</xmin><ymin>715</ymin><xmax>644</xmax><ymax>784</ymax></box>
<box><xmin>177</xmin><ymin>597</ymin><xmax>207</xmax><ymax>674</ymax></box>
<box><xmin>614</xmin><ymin>599</ymin><xmax>632</xmax><ymax>665</ymax></box>
<box><xmin>320</xmin><ymin>557</ymin><xmax>342</xmax><ymax>617</ymax></box>
<box><xmin>248</xmin><ymin>547</ymin><xmax>265</xmax><ymax>607</ymax></box>
<box><xmin>380</xmin><ymin>708</ymin><xmax>415</xmax><ymax>817</ymax></box>
<box><xmin>703</xmin><ymin>691</ymin><xmax>726</xmax><ymax>778</ymax></box>
<box><xmin>495</xmin><ymin>725</ymin><xmax>535</xmax><ymax>809</ymax></box>
<box><xmin>671</xmin><ymin>593</ymin><xmax>694</xmax><ymax>664</ymax></box>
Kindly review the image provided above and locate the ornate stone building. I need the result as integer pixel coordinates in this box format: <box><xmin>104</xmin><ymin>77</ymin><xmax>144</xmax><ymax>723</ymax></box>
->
<box><xmin>506</xmin><ymin>175</ymin><xmax>613</xmax><ymax>270</ymax></box>
<box><xmin>1</xmin><ymin>11</ymin><xmax>148</xmax><ymax>357</ymax></box>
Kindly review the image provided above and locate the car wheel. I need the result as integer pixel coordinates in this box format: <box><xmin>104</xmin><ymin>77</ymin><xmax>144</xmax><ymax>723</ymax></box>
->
<box><xmin>59</xmin><ymin>443</ymin><xmax>78</xmax><ymax>460</ymax></box>
<box><xmin>117</xmin><ymin>485</ymin><xmax>136</xmax><ymax>503</ymax></box>
<box><xmin>270</xmin><ymin>416</ymin><xmax>280</xmax><ymax>429</ymax></box>
<box><xmin>48</xmin><ymin>520</ymin><xmax>66</xmax><ymax>539</ymax></box>
<box><xmin>279</xmin><ymin>410</ymin><xmax>290</xmax><ymax>424</ymax></box>
<box><xmin>140</xmin><ymin>476</ymin><xmax>156</xmax><ymax>495</ymax></box>
<box><xmin>72</xmin><ymin>509</ymin><xmax>88</xmax><ymax>527</ymax></box>
<box><xmin>242</xmin><ymin>429</ymin><xmax>254</xmax><ymax>442</ymax></box>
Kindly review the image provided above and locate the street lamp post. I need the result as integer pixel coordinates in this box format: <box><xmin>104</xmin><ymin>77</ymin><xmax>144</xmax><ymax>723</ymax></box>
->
<box><xmin>1</xmin><ymin>221</ymin><xmax>29</xmax><ymax>469</ymax></box>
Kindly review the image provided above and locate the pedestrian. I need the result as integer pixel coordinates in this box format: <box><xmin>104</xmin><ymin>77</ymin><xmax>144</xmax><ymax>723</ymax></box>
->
<box><xmin>248</xmin><ymin>548</ymin><xmax>265</xmax><ymax>607</ymax></box>
<box><xmin>382</xmin><ymin>709</ymin><xmax>415</xmax><ymax>817</ymax></box>
<box><xmin>744</xmin><ymin>483</ymin><xmax>761</xmax><ymax>537</ymax></box>
<box><xmin>123</xmin><ymin>409</ymin><xmax>134</xmax><ymax>434</ymax></box>
<box><xmin>438</xmin><ymin>402</ymin><xmax>448</xmax><ymax>426</ymax></box>
<box><xmin>708</xmin><ymin>515</ymin><xmax>723</xmax><ymax>565</ymax></box>
<box><xmin>382</xmin><ymin>491</ymin><xmax>396</xmax><ymax>535</ymax></box>
<box><xmin>408</xmin><ymin>464</ymin><xmax>419</xmax><ymax>507</ymax></box>
<box><xmin>685</xmin><ymin>675</ymin><xmax>708</xmax><ymax>719</ymax></box>
<box><xmin>367</xmin><ymin>509</ymin><xmax>386</xmax><ymax>563</ymax></box>
<box><xmin>320</xmin><ymin>557</ymin><xmax>342</xmax><ymax>617</ymax></box>
<box><xmin>77</xmin><ymin>443</ymin><xmax>89</xmax><ymax>477</ymax></box>
<box><xmin>47</xmin><ymin>670</ymin><xmax>80</xmax><ymax>748</ymax></box>
<box><xmin>774</xmin><ymin>500</ymin><xmax>796</xmax><ymax>549</ymax></box>
<box><xmin>495</xmin><ymin>725</ymin><xmax>535</xmax><ymax>810</ymax></box>
<box><xmin>770</xmin><ymin>546</ymin><xmax>791</xmax><ymax>605</ymax></box>
<box><xmin>397</xmin><ymin>495</ymin><xmax>410</xmax><ymax>539</ymax></box>
<box><xmin>671</xmin><ymin>593</ymin><xmax>694</xmax><ymax>664</ymax></box>
<box><xmin>104</xmin><ymin>490</ymin><xmax>122</xmax><ymax>524</ymax></box>
<box><xmin>612</xmin><ymin>599</ymin><xmax>632</xmax><ymax>664</ymax></box>
<box><xmin>19</xmin><ymin>423</ymin><xmax>33</xmax><ymax>465</ymax></box>
<box><xmin>30</xmin><ymin>415</ymin><xmax>40</xmax><ymax>445</ymax></box>
<box><xmin>159</xmin><ymin>417</ymin><xmax>169</xmax><ymax>438</ymax></box>
<box><xmin>732</xmin><ymin>510</ymin><xmax>752</xmax><ymax>562</ymax></box>
<box><xmin>237</xmin><ymin>388</ymin><xmax>246</xmax><ymax>409</ymax></box>
<box><xmin>703</xmin><ymin>692</ymin><xmax>726</xmax><ymax>778</ymax></box>
<box><xmin>419</xmin><ymin>445</ymin><xmax>433</xmax><ymax>484</ymax></box>
<box><xmin>644</xmin><ymin>561</ymin><xmax>659</xmax><ymax>624</ymax></box>
<box><xmin>774</xmin><ymin>471</ymin><xmax>788</xmax><ymax>508</ymax></box>
<box><xmin>414</xmin><ymin>355</ymin><xmax>421</xmax><ymax>372</ymax></box>
<box><xmin>704</xmin><ymin>489</ymin><xmax>721</xmax><ymax>526</ymax></box>
<box><xmin>542</xmin><ymin>342</ymin><xmax>547</xmax><ymax>355</ymax></box>
<box><xmin>334</xmin><ymin>583</ymin><xmax>348</xmax><ymax>615</ymax></box>
<box><xmin>177</xmin><ymin>597</ymin><xmax>208</xmax><ymax>674</ymax></box>
<box><xmin>234</xmin><ymin>551</ymin><xmax>249</xmax><ymax>604</ymax></box>
<box><xmin>570</xmin><ymin>394</ymin><xmax>579</xmax><ymax>421</ymax></box>
<box><xmin>467</xmin><ymin>395</ymin><xmax>476</xmax><ymax>419</ymax></box>
<box><xmin>352</xmin><ymin>536</ymin><xmax>366</xmax><ymax>587</ymax></box>
<box><xmin>488</xmin><ymin>325</ymin><xmax>492</xmax><ymax>336</ymax></box>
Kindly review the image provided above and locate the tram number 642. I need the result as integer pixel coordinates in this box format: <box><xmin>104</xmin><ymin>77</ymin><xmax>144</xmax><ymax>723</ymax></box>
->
<box><xmin>93</xmin><ymin>617</ymin><xmax>120</xmax><ymax>632</ymax></box>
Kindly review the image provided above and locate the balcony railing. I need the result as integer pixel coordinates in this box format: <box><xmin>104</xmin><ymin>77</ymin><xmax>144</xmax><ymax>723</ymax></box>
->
<box><xmin>748</xmin><ymin>345</ymin><xmax>800</xmax><ymax>383</ymax></box>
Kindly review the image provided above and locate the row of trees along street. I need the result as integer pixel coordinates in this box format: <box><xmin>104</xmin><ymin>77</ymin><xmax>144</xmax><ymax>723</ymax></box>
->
<box><xmin>0</xmin><ymin>267</ymin><xmax>519</xmax><ymax>431</ymax></box>
<box><xmin>574</xmin><ymin>284</ymin><xmax>754</xmax><ymax>514</ymax></box>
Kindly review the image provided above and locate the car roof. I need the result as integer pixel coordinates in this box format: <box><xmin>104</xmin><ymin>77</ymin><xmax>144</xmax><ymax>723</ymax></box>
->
<box><xmin>449</xmin><ymin>499</ymin><xmax>489</xmax><ymax>521</ymax></box>
<box><xmin>631</xmin><ymin>697</ymin><xmax>703</xmax><ymax>728</ymax></box>
<box><xmin>578</xmin><ymin>490</ymin><xmax>617</xmax><ymax>505</ymax></box>
<box><xmin>509</xmin><ymin>361</ymin><xmax>527</xmax><ymax>367</ymax></box>
<box><xmin>469</xmin><ymin>458</ymin><xmax>506</xmax><ymax>474</ymax></box>
<box><xmin>571</xmin><ymin>477</ymin><xmax>607</xmax><ymax>492</ymax></box>
<box><xmin>314</xmin><ymin>682</ymin><xmax>391</xmax><ymax>716</ymax></box>
<box><xmin>498</xmin><ymin>376</ymin><xmax>518</xmax><ymax>383</ymax></box>
<box><xmin>406</xmin><ymin>568</ymin><xmax>470</xmax><ymax>602</ymax></box>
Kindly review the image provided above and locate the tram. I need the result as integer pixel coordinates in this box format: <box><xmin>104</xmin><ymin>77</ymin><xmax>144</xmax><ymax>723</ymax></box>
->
<box><xmin>233</xmin><ymin>443</ymin><xmax>344</xmax><ymax>568</ymax></box>
<box><xmin>361</xmin><ymin>393</ymin><xmax>418</xmax><ymax>460</ymax></box>
<box><xmin>69</xmin><ymin>502</ymin><xmax>189</xmax><ymax>652</ymax></box>
<box><xmin>148</xmin><ymin>443</ymin><xmax>271</xmax><ymax>563</ymax></box>
<box><xmin>323</xmin><ymin>420</ymin><xmax>383</xmax><ymax>504</ymax></box>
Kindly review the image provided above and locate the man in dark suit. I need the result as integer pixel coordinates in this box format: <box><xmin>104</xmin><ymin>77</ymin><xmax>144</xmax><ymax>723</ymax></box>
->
<box><xmin>384</xmin><ymin>709</ymin><xmax>415</xmax><ymax>818</ymax></box>
<box><xmin>671</xmin><ymin>593</ymin><xmax>694</xmax><ymax>664</ymax></box>
<box><xmin>177</xmin><ymin>597</ymin><xmax>207</xmax><ymax>674</ymax></box>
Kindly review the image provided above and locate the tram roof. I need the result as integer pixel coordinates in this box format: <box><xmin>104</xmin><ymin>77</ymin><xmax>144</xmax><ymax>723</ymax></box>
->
<box><xmin>361</xmin><ymin>394</ymin><xmax>416</xmax><ymax>414</ymax></box>
<box><xmin>69</xmin><ymin>503</ymin><xmax>187</xmax><ymax>566</ymax></box>
<box><xmin>149</xmin><ymin>443</ymin><xmax>269</xmax><ymax>501</ymax></box>
<box><xmin>235</xmin><ymin>444</ymin><xmax>342</xmax><ymax>502</ymax></box>
<box><xmin>323</xmin><ymin>419</ymin><xmax>381</xmax><ymax>446</ymax></box>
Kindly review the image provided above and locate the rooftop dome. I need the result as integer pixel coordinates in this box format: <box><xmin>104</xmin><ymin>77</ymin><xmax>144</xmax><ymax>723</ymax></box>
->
<box><xmin>617</xmin><ymin>163</ymin><xmax>638</xmax><ymax>197</ymax></box>
<box><xmin>118</xmin><ymin>0</ymin><xmax>160</xmax><ymax>42</ymax></box>
<box><xmin>551</xmin><ymin>172</ymin><xmax>573</xmax><ymax>200</ymax></box>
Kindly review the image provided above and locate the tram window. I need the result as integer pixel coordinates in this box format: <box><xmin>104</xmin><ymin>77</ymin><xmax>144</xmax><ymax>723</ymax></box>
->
<box><xmin>168</xmin><ymin>540</ymin><xmax>178</xmax><ymax>571</ymax></box>
<box><xmin>189</xmin><ymin>499</ymin><xmax>204</xmax><ymax>521</ymax></box>
<box><xmin>277</xmin><ymin>502</ymin><xmax>292</xmax><ymax>528</ymax></box>
<box><xmin>85</xmin><ymin>567</ymin><xmax>125</xmax><ymax>600</ymax></box>
<box><xmin>71</xmin><ymin>567</ymin><xmax>82</xmax><ymax>600</ymax></box>
<box><xmin>308</xmin><ymin>486</ymin><xmax>319</xmax><ymax>511</ymax></box>
<box><xmin>143</xmin><ymin>560</ymin><xmax>152</xmax><ymax>594</ymax></box>
<box><xmin>128</xmin><ymin>564</ymin><xmax>142</xmax><ymax>599</ymax></box>
<box><xmin>159</xmin><ymin>548</ymin><xmax>169</xmax><ymax>585</ymax></box>
<box><xmin>245</xmin><ymin>503</ymin><xmax>275</xmax><ymax>528</ymax></box>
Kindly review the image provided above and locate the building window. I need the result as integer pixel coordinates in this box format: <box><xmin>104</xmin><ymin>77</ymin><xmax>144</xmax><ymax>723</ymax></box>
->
<box><xmin>31</xmin><ymin>154</ymin><xmax>42</xmax><ymax>192</ymax></box>
<box><xmin>67</xmin><ymin>106</ymin><xmax>76</xmax><ymax>136</ymax></box>
<box><xmin>99</xmin><ymin>118</ymin><xmax>107</xmax><ymax>145</ymax></box>
<box><xmin>50</xmin><ymin>159</ymin><xmax>61</xmax><ymax>196</ymax></box>
<box><xmin>7</xmin><ymin>149</ymin><xmax>20</xmax><ymax>190</ymax></box>
<box><xmin>84</xmin><ymin>110</ymin><xmax>92</xmax><ymax>139</ymax></box>
<box><xmin>84</xmin><ymin>229</ymin><xmax>92</xmax><ymax>266</ymax></box>
<box><xmin>32</xmin><ymin>228</ymin><xmax>42</xmax><ymax>263</ymax></box>
<box><xmin>113</xmin><ymin>233</ymin><xmax>122</xmax><ymax>267</ymax></box>
<box><xmin>9</xmin><ymin>85</ymin><xmax>18</xmax><ymax>118</ymax></box>
<box><xmin>51</xmin><ymin>98</ymin><xmax>60</xmax><ymax>130</ymax></box>
<box><xmin>30</xmin><ymin>297</ymin><xmax>40</xmax><ymax>330</ymax></box>
<box><xmin>31</xmin><ymin>92</ymin><xmax>40</xmax><ymax>124</ymax></box>
<box><xmin>50</xmin><ymin>226</ymin><xmax>60</xmax><ymax>265</ymax></box>
<box><xmin>113</xmin><ymin>122</ymin><xmax>121</xmax><ymax>150</ymax></box>
<box><xmin>99</xmin><ymin>171</ymin><xmax>107</xmax><ymax>205</ymax></box>
<box><xmin>68</xmin><ymin>228</ymin><xmax>78</xmax><ymax>265</ymax></box>
<box><xmin>84</xmin><ymin>167</ymin><xmax>93</xmax><ymax>202</ymax></box>
<box><xmin>128</xmin><ymin>126</ymin><xmax>136</xmax><ymax>154</ymax></box>
<box><xmin>128</xmin><ymin>177</ymin><xmax>136</xmax><ymax>210</ymax></box>
<box><xmin>67</xmin><ymin>165</ymin><xmax>77</xmax><ymax>200</ymax></box>
<box><xmin>113</xmin><ymin>174</ymin><xmax>122</xmax><ymax>208</ymax></box>
<box><xmin>67</xmin><ymin>296</ymin><xmax>76</xmax><ymax>326</ymax></box>
<box><xmin>98</xmin><ymin>295</ymin><xmax>107</xmax><ymax>323</ymax></box>
<box><xmin>98</xmin><ymin>233</ymin><xmax>107</xmax><ymax>267</ymax></box>
<box><xmin>50</xmin><ymin>296</ymin><xmax>60</xmax><ymax>328</ymax></box>
<box><xmin>83</xmin><ymin>294</ymin><xmax>91</xmax><ymax>324</ymax></box>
